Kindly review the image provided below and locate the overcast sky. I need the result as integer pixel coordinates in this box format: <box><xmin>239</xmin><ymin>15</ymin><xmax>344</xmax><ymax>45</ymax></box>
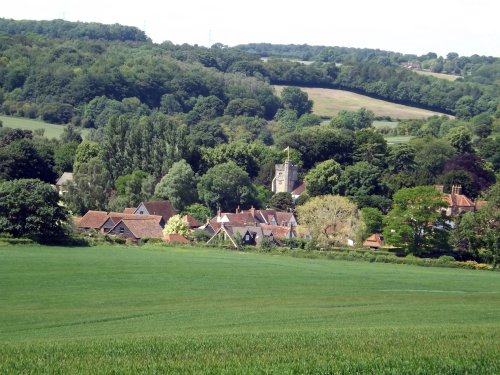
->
<box><xmin>3</xmin><ymin>0</ymin><xmax>499</xmax><ymax>57</ymax></box>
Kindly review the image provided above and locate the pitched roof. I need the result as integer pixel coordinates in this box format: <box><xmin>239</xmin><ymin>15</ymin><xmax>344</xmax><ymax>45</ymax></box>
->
<box><xmin>291</xmin><ymin>182</ymin><xmax>305</xmax><ymax>195</ymax></box>
<box><xmin>445</xmin><ymin>194</ymin><xmax>475</xmax><ymax>208</ymax></box>
<box><xmin>113</xmin><ymin>218</ymin><xmax>164</xmax><ymax>239</ymax></box>
<box><xmin>56</xmin><ymin>172</ymin><xmax>73</xmax><ymax>186</ymax></box>
<box><xmin>164</xmin><ymin>233</ymin><xmax>190</xmax><ymax>244</ymax></box>
<box><xmin>141</xmin><ymin>201</ymin><xmax>177</xmax><ymax>223</ymax></box>
<box><xmin>123</xmin><ymin>207</ymin><xmax>136</xmax><ymax>214</ymax></box>
<box><xmin>107</xmin><ymin>213</ymin><xmax>163</xmax><ymax>226</ymax></box>
<box><xmin>260</xmin><ymin>224</ymin><xmax>295</xmax><ymax>239</ymax></box>
<box><xmin>363</xmin><ymin>233</ymin><xmax>384</xmax><ymax>248</ymax></box>
<box><xmin>78</xmin><ymin>210</ymin><xmax>109</xmax><ymax>230</ymax></box>
<box><xmin>183</xmin><ymin>214</ymin><xmax>201</xmax><ymax>228</ymax></box>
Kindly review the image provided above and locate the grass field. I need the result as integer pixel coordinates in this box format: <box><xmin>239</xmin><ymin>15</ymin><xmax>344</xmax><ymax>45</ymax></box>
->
<box><xmin>0</xmin><ymin>115</ymin><xmax>89</xmax><ymax>139</ymax></box>
<box><xmin>274</xmin><ymin>85</ymin><xmax>449</xmax><ymax>119</ymax></box>
<box><xmin>384</xmin><ymin>135</ymin><xmax>413</xmax><ymax>144</ymax></box>
<box><xmin>414</xmin><ymin>70</ymin><xmax>460</xmax><ymax>81</ymax></box>
<box><xmin>1</xmin><ymin>245</ymin><xmax>499</xmax><ymax>373</ymax></box>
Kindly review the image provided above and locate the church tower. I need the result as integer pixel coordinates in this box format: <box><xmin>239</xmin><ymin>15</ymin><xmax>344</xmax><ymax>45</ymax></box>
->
<box><xmin>271</xmin><ymin>159</ymin><xmax>298</xmax><ymax>193</ymax></box>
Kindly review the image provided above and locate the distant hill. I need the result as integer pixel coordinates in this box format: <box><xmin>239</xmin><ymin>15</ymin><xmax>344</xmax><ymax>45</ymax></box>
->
<box><xmin>0</xmin><ymin>18</ymin><xmax>149</xmax><ymax>42</ymax></box>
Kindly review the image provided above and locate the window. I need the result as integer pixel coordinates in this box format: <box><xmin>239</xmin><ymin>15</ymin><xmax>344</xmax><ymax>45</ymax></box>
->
<box><xmin>245</xmin><ymin>234</ymin><xmax>250</xmax><ymax>241</ymax></box>
<box><xmin>139</xmin><ymin>211</ymin><xmax>144</xmax><ymax>215</ymax></box>
<box><xmin>119</xmin><ymin>227</ymin><xmax>124</xmax><ymax>234</ymax></box>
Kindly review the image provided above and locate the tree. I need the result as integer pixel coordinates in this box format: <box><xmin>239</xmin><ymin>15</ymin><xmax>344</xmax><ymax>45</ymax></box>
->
<box><xmin>154</xmin><ymin>160</ymin><xmax>198</xmax><ymax>211</ymax></box>
<box><xmin>383</xmin><ymin>186</ymin><xmax>449</xmax><ymax>255</ymax></box>
<box><xmin>73</xmin><ymin>141</ymin><xmax>101</xmax><ymax>171</ymax></box>
<box><xmin>334</xmin><ymin>161</ymin><xmax>386</xmax><ymax>198</ymax></box>
<box><xmin>64</xmin><ymin>157</ymin><xmax>113</xmax><ymax>215</ymax></box>
<box><xmin>297</xmin><ymin>195</ymin><xmax>360</xmax><ymax>247</ymax></box>
<box><xmin>280</xmin><ymin>86</ymin><xmax>313</xmax><ymax>116</ymax></box>
<box><xmin>60</xmin><ymin>124</ymin><xmax>83</xmax><ymax>144</ymax></box>
<box><xmin>0</xmin><ymin>179</ymin><xmax>69</xmax><ymax>241</ymax></box>
<box><xmin>270</xmin><ymin>192</ymin><xmax>293</xmax><ymax>211</ymax></box>
<box><xmin>183</xmin><ymin>203</ymin><xmax>212</xmax><ymax>224</ymax></box>
<box><xmin>163</xmin><ymin>214</ymin><xmax>190</xmax><ymax>238</ymax></box>
<box><xmin>54</xmin><ymin>141</ymin><xmax>79</xmax><ymax>174</ymax></box>
<box><xmin>330</xmin><ymin>108</ymin><xmax>374</xmax><ymax>131</ymax></box>
<box><xmin>360</xmin><ymin>207</ymin><xmax>384</xmax><ymax>235</ymax></box>
<box><xmin>197</xmin><ymin>161</ymin><xmax>256</xmax><ymax>212</ymax></box>
<box><xmin>387</xmin><ymin>144</ymin><xmax>416</xmax><ymax>173</ymax></box>
<box><xmin>304</xmin><ymin>159</ymin><xmax>342</xmax><ymax>197</ymax></box>
<box><xmin>446</xmin><ymin>126</ymin><xmax>474</xmax><ymax>154</ymax></box>
<box><xmin>114</xmin><ymin>170</ymin><xmax>155</xmax><ymax>210</ymax></box>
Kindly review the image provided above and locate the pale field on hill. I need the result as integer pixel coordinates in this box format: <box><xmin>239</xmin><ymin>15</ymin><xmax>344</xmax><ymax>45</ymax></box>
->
<box><xmin>274</xmin><ymin>85</ymin><xmax>450</xmax><ymax>119</ymax></box>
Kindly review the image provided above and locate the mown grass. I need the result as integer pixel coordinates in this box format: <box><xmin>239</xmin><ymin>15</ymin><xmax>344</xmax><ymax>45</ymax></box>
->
<box><xmin>1</xmin><ymin>245</ymin><xmax>499</xmax><ymax>373</ymax></box>
<box><xmin>384</xmin><ymin>135</ymin><xmax>413</xmax><ymax>144</ymax></box>
<box><xmin>0</xmin><ymin>115</ymin><xmax>89</xmax><ymax>139</ymax></box>
<box><xmin>414</xmin><ymin>70</ymin><xmax>460</xmax><ymax>81</ymax></box>
<box><xmin>274</xmin><ymin>85</ymin><xmax>448</xmax><ymax>119</ymax></box>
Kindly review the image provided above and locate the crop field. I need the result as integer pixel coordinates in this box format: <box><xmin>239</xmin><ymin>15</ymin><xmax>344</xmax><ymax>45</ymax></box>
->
<box><xmin>1</xmin><ymin>245</ymin><xmax>499</xmax><ymax>373</ymax></box>
<box><xmin>0</xmin><ymin>115</ymin><xmax>89</xmax><ymax>139</ymax></box>
<box><xmin>274</xmin><ymin>85</ymin><xmax>449</xmax><ymax>119</ymax></box>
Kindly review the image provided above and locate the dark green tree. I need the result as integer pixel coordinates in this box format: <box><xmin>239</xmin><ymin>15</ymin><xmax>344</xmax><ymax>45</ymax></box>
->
<box><xmin>304</xmin><ymin>159</ymin><xmax>342</xmax><ymax>197</ymax></box>
<box><xmin>280</xmin><ymin>86</ymin><xmax>313</xmax><ymax>116</ymax></box>
<box><xmin>270</xmin><ymin>192</ymin><xmax>293</xmax><ymax>211</ymax></box>
<box><xmin>383</xmin><ymin>186</ymin><xmax>449</xmax><ymax>255</ymax></box>
<box><xmin>154</xmin><ymin>160</ymin><xmax>198</xmax><ymax>211</ymax></box>
<box><xmin>360</xmin><ymin>207</ymin><xmax>384</xmax><ymax>235</ymax></box>
<box><xmin>197</xmin><ymin>161</ymin><xmax>256</xmax><ymax>211</ymax></box>
<box><xmin>0</xmin><ymin>179</ymin><xmax>69</xmax><ymax>241</ymax></box>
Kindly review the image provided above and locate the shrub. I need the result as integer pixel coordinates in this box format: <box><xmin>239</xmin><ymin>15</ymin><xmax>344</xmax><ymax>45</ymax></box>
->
<box><xmin>438</xmin><ymin>255</ymin><xmax>455</xmax><ymax>263</ymax></box>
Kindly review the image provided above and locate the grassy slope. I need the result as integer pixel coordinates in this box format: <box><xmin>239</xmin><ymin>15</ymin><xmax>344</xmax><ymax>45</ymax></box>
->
<box><xmin>1</xmin><ymin>245</ymin><xmax>499</xmax><ymax>373</ymax></box>
<box><xmin>0</xmin><ymin>115</ymin><xmax>89</xmax><ymax>139</ymax></box>
<box><xmin>274</xmin><ymin>85</ymin><xmax>449</xmax><ymax>119</ymax></box>
<box><xmin>415</xmin><ymin>70</ymin><xmax>460</xmax><ymax>81</ymax></box>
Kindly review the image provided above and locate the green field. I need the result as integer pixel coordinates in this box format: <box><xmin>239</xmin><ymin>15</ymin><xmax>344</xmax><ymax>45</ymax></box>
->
<box><xmin>0</xmin><ymin>115</ymin><xmax>89</xmax><ymax>139</ymax></box>
<box><xmin>384</xmin><ymin>135</ymin><xmax>413</xmax><ymax>144</ymax></box>
<box><xmin>1</xmin><ymin>245</ymin><xmax>499</xmax><ymax>373</ymax></box>
<box><xmin>414</xmin><ymin>70</ymin><xmax>460</xmax><ymax>81</ymax></box>
<box><xmin>274</xmin><ymin>85</ymin><xmax>449</xmax><ymax>119</ymax></box>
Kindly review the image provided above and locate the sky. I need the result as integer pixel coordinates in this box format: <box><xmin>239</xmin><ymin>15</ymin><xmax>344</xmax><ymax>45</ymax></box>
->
<box><xmin>2</xmin><ymin>0</ymin><xmax>499</xmax><ymax>57</ymax></box>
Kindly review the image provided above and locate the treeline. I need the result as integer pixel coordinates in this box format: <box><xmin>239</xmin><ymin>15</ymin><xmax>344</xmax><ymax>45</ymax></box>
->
<box><xmin>0</xmin><ymin>18</ymin><xmax>148</xmax><ymax>42</ymax></box>
<box><xmin>0</xmin><ymin>19</ymin><xmax>498</xmax><ymax>126</ymax></box>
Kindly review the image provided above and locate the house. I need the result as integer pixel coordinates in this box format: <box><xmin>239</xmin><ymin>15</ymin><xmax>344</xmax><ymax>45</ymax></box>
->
<box><xmin>211</xmin><ymin>207</ymin><xmax>297</xmax><ymax>229</ymax></box>
<box><xmin>363</xmin><ymin>233</ymin><xmax>384</xmax><ymax>249</ymax></box>
<box><xmin>77</xmin><ymin>210</ymin><xmax>109</xmax><ymax>231</ymax></box>
<box><xmin>206</xmin><ymin>224</ymin><xmax>276</xmax><ymax>248</ymax></box>
<box><xmin>260</xmin><ymin>224</ymin><xmax>296</xmax><ymax>239</ymax></box>
<box><xmin>164</xmin><ymin>233</ymin><xmax>190</xmax><ymax>244</ymax></box>
<box><xmin>107</xmin><ymin>216</ymin><xmax>164</xmax><ymax>240</ymax></box>
<box><xmin>134</xmin><ymin>200</ymin><xmax>177</xmax><ymax>223</ymax></box>
<box><xmin>55</xmin><ymin>172</ymin><xmax>73</xmax><ymax>195</ymax></box>
<box><xmin>291</xmin><ymin>182</ymin><xmax>305</xmax><ymax>202</ymax></box>
<box><xmin>101</xmin><ymin>213</ymin><xmax>164</xmax><ymax>233</ymax></box>
<box><xmin>442</xmin><ymin>185</ymin><xmax>476</xmax><ymax>216</ymax></box>
<box><xmin>182</xmin><ymin>214</ymin><xmax>201</xmax><ymax>229</ymax></box>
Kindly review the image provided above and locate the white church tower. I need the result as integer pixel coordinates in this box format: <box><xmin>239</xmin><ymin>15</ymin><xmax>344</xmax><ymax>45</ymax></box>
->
<box><xmin>271</xmin><ymin>149</ymin><xmax>298</xmax><ymax>193</ymax></box>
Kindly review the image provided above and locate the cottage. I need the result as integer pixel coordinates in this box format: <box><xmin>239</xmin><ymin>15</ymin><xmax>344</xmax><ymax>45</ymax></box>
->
<box><xmin>206</xmin><ymin>224</ymin><xmax>275</xmax><ymax>248</ymax></box>
<box><xmin>182</xmin><ymin>214</ymin><xmax>201</xmax><ymax>229</ymax></box>
<box><xmin>363</xmin><ymin>233</ymin><xmax>384</xmax><ymax>249</ymax></box>
<box><xmin>107</xmin><ymin>216</ymin><xmax>164</xmax><ymax>240</ymax></box>
<box><xmin>55</xmin><ymin>172</ymin><xmax>73</xmax><ymax>195</ymax></box>
<box><xmin>134</xmin><ymin>200</ymin><xmax>177</xmax><ymax>223</ymax></box>
<box><xmin>441</xmin><ymin>185</ymin><xmax>476</xmax><ymax>216</ymax></box>
<box><xmin>77</xmin><ymin>210</ymin><xmax>109</xmax><ymax>231</ymax></box>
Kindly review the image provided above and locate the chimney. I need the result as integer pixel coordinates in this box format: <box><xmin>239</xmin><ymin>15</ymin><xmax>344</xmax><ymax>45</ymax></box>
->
<box><xmin>455</xmin><ymin>185</ymin><xmax>462</xmax><ymax>195</ymax></box>
<box><xmin>217</xmin><ymin>207</ymin><xmax>222</xmax><ymax>218</ymax></box>
<box><xmin>235</xmin><ymin>205</ymin><xmax>240</xmax><ymax>214</ymax></box>
<box><xmin>250</xmin><ymin>205</ymin><xmax>256</xmax><ymax>217</ymax></box>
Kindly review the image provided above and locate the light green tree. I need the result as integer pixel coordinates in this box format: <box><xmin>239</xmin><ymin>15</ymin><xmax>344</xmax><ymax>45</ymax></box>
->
<box><xmin>163</xmin><ymin>214</ymin><xmax>189</xmax><ymax>238</ymax></box>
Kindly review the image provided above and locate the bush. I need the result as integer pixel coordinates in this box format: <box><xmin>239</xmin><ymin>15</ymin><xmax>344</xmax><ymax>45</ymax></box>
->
<box><xmin>192</xmin><ymin>230</ymin><xmax>211</xmax><ymax>243</ymax></box>
<box><xmin>438</xmin><ymin>255</ymin><xmax>455</xmax><ymax>263</ymax></box>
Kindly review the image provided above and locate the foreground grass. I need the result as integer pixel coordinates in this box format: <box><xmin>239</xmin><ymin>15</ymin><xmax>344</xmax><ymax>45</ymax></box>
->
<box><xmin>1</xmin><ymin>245</ymin><xmax>499</xmax><ymax>373</ymax></box>
<box><xmin>0</xmin><ymin>115</ymin><xmax>89</xmax><ymax>139</ymax></box>
<box><xmin>274</xmin><ymin>85</ymin><xmax>449</xmax><ymax>119</ymax></box>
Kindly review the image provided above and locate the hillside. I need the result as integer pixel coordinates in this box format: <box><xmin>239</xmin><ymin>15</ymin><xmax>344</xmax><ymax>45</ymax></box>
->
<box><xmin>274</xmin><ymin>85</ymin><xmax>449</xmax><ymax>119</ymax></box>
<box><xmin>1</xmin><ymin>245</ymin><xmax>499</xmax><ymax>373</ymax></box>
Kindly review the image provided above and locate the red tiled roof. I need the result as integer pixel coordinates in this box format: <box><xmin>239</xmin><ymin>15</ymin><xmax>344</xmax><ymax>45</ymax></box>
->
<box><xmin>142</xmin><ymin>201</ymin><xmax>177</xmax><ymax>223</ymax></box>
<box><xmin>363</xmin><ymin>233</ymin><xmax>384</xmax><ymax>248</ymax></box>
<box><xmin>445</xmin><ymin>194</ymin><xmax>475</xmax><ymax>208</ymax></box>
<box><xmin>183</xmin><ymin>215</ymin><xmax>201</xmax><ymax>228</ymax></box>
<box><xmin>260</xmin><ymin>224</ymin><xmax>294</xmax><ymax>239</ymax></box>
<box><xmin>78</xmin><ymin>210</ymin><xmax>109</xmax><ymax>230</ymax></box>
<box><xmin>123</xmin><ymin>207</ymin><xmax>136</xmax><ymax>214</ymax></box>
<box><xmin>164</xmin><ymin>233</ymin><xmax>190</xmax><ymax>244</ymax></box>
